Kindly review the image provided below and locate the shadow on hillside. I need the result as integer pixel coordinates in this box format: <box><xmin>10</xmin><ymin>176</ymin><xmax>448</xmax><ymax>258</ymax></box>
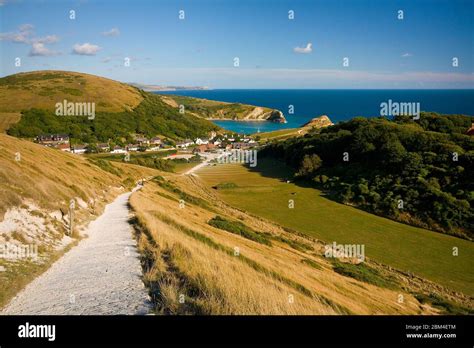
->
<box><xmin>245</xmin><ymin>157</ymin><xmax>328</xmax><ymax>191</ymax></box>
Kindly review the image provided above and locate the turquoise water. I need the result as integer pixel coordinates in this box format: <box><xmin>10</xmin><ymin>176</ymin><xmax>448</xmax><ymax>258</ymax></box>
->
<box><xmin>157</xmin><ymin>89</ymin><xmax>474</xmax><ymax>134</ymax></box>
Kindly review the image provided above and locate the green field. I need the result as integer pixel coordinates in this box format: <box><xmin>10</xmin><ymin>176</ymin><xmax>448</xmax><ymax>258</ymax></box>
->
<box><xmin>87</xmin><ymin>150</ymin><xmax>177</xmax><ymax>161</ymax></box>
<box><xmin>87</xmin><ymin>150</ymin><xmax>202</xmax><ymax>173</ymax></box>
<box><xmin>197</xmin><ymin>159</ymin><xmax>474</xmax><ymax>296</ymax></box>
<box><xmin>256</xmin><ymin>128</ymin><xmax>299</xmax><ymax>140</ymax></box>
<box><xmin>172</xmin><ymin>161</ymin><xmax>200</xmax><ymax>174</ymax></box>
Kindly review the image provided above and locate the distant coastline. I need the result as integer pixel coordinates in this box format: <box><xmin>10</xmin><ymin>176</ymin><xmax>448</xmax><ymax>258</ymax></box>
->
<box><xmin>159</xmin><ymin>89</ymin><xmax>474</xmax><ymax>134</ymax></box>
<box><xmin>205</xmin><ymin>118</ymin><xmax>268</xmax><ymax>122</ymax></box>
<box><xmin>129</xmin><ymin>83</ymin><xmax>210</xmax><ymax>92</ymax></box>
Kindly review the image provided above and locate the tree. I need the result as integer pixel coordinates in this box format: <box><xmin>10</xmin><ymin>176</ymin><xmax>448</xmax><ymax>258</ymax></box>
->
<box><xmin>86</xmin><ymin>143</ymin><xmax>98</xmax><ymax>153</ymax></box>
<box><xmin>380</xmin><ymin>136</ymin><xmax>406</xmax><ymax>165</ymax></box>
<box><xmin>262</xmin><ymin>113</ymin><xmax>474</xmax><ymax>238</ymax></box>
<box><xmin>297</xmin><ymin>154</ymin><xmax>322</xmax><ymax>178</ymax></box>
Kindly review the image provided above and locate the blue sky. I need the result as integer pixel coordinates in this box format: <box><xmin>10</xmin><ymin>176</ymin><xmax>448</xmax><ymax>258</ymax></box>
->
<box><xmin>1</xmin><ymin>0</ymin><xmax>473</xmax><ymax>88</ymax></box>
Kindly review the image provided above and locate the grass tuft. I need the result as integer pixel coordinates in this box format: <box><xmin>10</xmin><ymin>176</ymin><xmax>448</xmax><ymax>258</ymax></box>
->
<box><xmin>414</xmin><ymin>293</ymin><xmax>472</xmax><ymax>315</ymax></box>
<box><xmin>329</xmin><ymin>259</ymin><xmax>399</xmax><ymax>290</ymax></box>
<box><xmin>208</xmin><ymin>215</ymin><xmax>272</xmax><ymax>246</ymax></box>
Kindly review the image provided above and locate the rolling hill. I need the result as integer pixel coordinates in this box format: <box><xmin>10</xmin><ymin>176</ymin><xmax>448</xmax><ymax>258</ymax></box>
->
<box><xmin>0</xmin><ymin>70</ymin><xmax>284</xmax><ymax>311</ymax></box>
<box><xmin>0</xmin><ymin>132</ymin><xmax>159</xmax><ymax>307</ymax></box>
<box><xmin>159</xmin><ymin>94</ymin><xmax>287</xmax><ymax>123</ymax></box>
<box><xmin>257</xmin><ymin>115</ymin><xmax>334</xmax><ymax>142</ymax></box>
<box><xmin>0</xmin><ymin>71</ymin><xmax>287</xmax><ymax>143</ymax></box>
<box><xmin>0</xmin><ymin>70</ymin><xmax>143</xmax><ymax>114</ymax></box>
<box><xmin>129</xmin><ymin>169</ymin><xmax>473</xmax><ymax>314</ymax></box>
<box><xmin>0</xmin><ymin>70</ymin><xmax>220</xmax><ymax>142</ymax></box>
<box><xmin>1</xmin><ymin>70</ymin><xmax>471</xmax><ymax>315</ymax></box>
<box><xmin>261</xmin><ymin>114</ymin><xmax>474</xmax><ymax>239</ymax></box>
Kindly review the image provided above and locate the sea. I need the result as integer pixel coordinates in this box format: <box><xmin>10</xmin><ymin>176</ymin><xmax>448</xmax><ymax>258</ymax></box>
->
<box><xmin>157</xmin><ymin>89</ymin><xmax>474</xmax><ymax>134</ymax></box>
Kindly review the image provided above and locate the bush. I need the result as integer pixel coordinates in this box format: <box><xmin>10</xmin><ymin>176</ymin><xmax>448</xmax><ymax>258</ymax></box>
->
<box><xmin>260</xmin><ymin>113</ymin><xmax>474</xmax><ymax>238</ymax></box>
<box><xmin>213</xmin><ymin>182</ymin><xmax>238</xmax><ymax>190</ymax></box>
<box><xmin>330</xmin><ymin>259</ymin><xmax>398</xmax><ymax>290</ymax></box>
<box><xmin>208</xmin><ymin>216</ymin><xmax>271</xmax><ymax>245</ymax></box>
<box><xmin>414</xmin><ymin>293</ymin><xmax>472</xmax><ymax>315</ymax></box>
<box><xmin>297</xmin><ymin>154</ymin><xmax>322</xmax><ymax>178</ymax></box>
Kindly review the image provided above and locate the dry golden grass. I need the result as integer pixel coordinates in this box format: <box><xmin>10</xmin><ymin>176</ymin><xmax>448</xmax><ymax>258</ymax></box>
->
<box><xmin>0</xmin><ymin>113</ymin><xmax>21</xmax><ymax>133</ymax></box>
<box><xmin>0</xmin><ymin>133</ymin><xmax>157</xmax><ymax>218</ymax></box>
<box><xmin>0</xmin><ymin>70</ymin><xmax>143</xmax><ymax>113</ymax></box>
<box><xmin>0</xmin><ymin>133</ymin><xmax>159</xmax><ymax>308</ymax></box>
<box><xmin>130</xmin><ymin>175</ymin><xmax>435</xmax><ymax>315</ymax></box>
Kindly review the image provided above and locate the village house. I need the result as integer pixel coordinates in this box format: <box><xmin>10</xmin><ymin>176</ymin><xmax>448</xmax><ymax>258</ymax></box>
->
<box><xmin>71</xmin><ymin>144</ymin><xmax>87</xmax><ymax>154</ymax></box>
<box><xmin>176</xmin><ymin>139</ymin><xmax>194</xmax><ymax>149</ymax></box>
<box><xmin>97</xmin><ymin>143</ymin><xmax>110</xmax><ymax>152</ymax></box>
<box><xmin>232</xmin><ymin>142</ymin><xmax>252</xmax><ymax>150</ymax></box>
<box><xmin>111</xmin><ymin>146</ymin><xmax>127</xmax><ymax>154</ymax></box>
<box><xmin>194</xmin><ymin>138</ymin><xmax>209</xmax><ymax>145</ymax></box>
<box><xmin>150</xmin><ymin>137</ymin><xmax>162</xmax><ymax>145</ymax></box>
<box><xmin>135</xmin><ymin>136</ymin><xmax>150</xmax><ymax>146</ymax></box>
<box><xmin>36</xmin><ymin>134</ymin><xmax>70</xmax><ymax>146</ymax></box>
<box><xmin>146</xmin><ymin>146</ymin><xmax>161</xmax><ymax>152</ymax></box>
<box><xmin>193</xmin><ymin>143</ymin><xmax>216</xmax><ymax>153</ymax></box>
<box><xmin>57</xmin><ymin>143</ymin><xmax>71</xmax><ymax>152</ymax></box>
<box><xmin>126</xmin><ymin>144</ymin><xmax>140</xmax><ymax>152</ymax></box>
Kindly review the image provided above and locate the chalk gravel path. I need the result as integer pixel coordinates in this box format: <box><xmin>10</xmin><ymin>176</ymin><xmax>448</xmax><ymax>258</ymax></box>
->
<box><xmin>184</xmin><ymin>152</ymin><xmax>224</xmax><ymax>175</ymax></box>
<box><xmin>2</xmin><ymin>189</ymin><xmax>151</xmax><ymax>315</ymax></box>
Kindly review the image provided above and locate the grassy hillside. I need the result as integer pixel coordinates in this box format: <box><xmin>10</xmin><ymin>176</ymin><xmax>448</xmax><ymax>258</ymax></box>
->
<box><xmin>261</xmin><ymin>114</ymin><xmax>474</xmax><ymax>239</ymax></box>
<box><xmin>159</xmin><ymin>94</ymin><xmax>286</xmax><ymax>122</ymax></box>
<box><xmin>7</xmin><ymin>93</ymin><xmax>219</xmax><ymax>144</ymax></box>
<box><xmin>0</xmin><ymin>113</ymin><xmax>21</xmax><ymax>133</ymax></box>
<box><xmin>0</xmin><ymin>71</ymin><xmax>219</xmax><ymax>142</ymax></box>
<box><xmin>257</xmin><ymin>128</ymin><xmax>300</xmax><ymax>141</ymax></box>
<box><xmin>257</xmin><ymin>116</ymin><xmax>334</xmax><ymax>142</ymax></box>
<box><xmin>129</xmin><ymin>171</ymin><xmax>472</xmax><ymax>314</ymax></box>
<box><xmin>0</xmin><ymin>133</ymin><xmax>158</xmax><ymax>217</ymax></box>
<box><xmin>196</xmin><ymin>160</ymin><xmax>474</xmax><ymax>298</ymax></box>
<box><xmin>0</xmin><ymin>133</ymin><xmax>159</xmax><ymax>308</ymax></box>
<box><xmin>0</xmin><ymin>70</ymin><xmax>143</xmax><ymax>113</ymax></box>
<box><xmin>87</xmin><ymin>151</ymin><xmax>202</xmax><ymax>173</ymax></box>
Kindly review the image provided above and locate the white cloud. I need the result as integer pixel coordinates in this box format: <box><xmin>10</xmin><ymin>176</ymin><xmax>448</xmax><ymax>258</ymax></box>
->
<box><xmin>401</xmin><ymin>53</ymin><xmax>413</xmax><ymax>58</ymax></box>
<box><xmin>101</xmin><ymin>57</ymin><xmax>112</xmax><ymax>63</ymax></box>
<box><xmin>102</xmin><ymin>28</ymin><xmax>120</xmax><ymax>37</ymax></box>
<box><xmin>35</xmin><ymin>35</ymin><xmax>59</xmax><ymax>44</ymax></box>
<box><xmin>0</xmin><ymin>24</ymin><xmax>34</xmax><ymax>43</ymax></box>
<box><xmin>29</xmin><ymin>42</ymin><xmax>59</xmax><ymax>56</ymax></box>
<box><xmin>72</xmin><ymin>43</ymin><xmax>101</xmax><ymax>55</ymax></box>
<box><xmin>0</xmin><ymin>32</ymin><xmax>29</xmax><ymax>43</ymax></box>
<box><xmin>294</xmin><ymin>43</ymin><xmax>313</xmax><ymax>54</ymax></box>
<box><xmin>19</xmin><ymin>24</ymin><xmax>34</xmax><ymax>33</ymax></box>
<box><xmin>1</xmin><ymin>24</ymin><xmax>61</xmax><ymax>56</ymax></box>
